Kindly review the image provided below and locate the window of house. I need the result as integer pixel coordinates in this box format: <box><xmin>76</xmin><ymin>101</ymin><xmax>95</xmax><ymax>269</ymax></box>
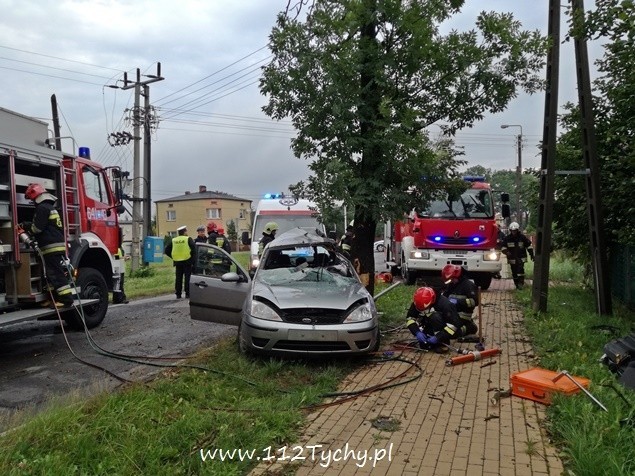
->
<box><xmin>166</xmin><ymin>210</ymin><xmax>176</xmax><ymax>221</ymax></box>
<box><xmin>206</xmin><ymin>208</ymin><xmax>221</xmax><ymax>219</ymax></box>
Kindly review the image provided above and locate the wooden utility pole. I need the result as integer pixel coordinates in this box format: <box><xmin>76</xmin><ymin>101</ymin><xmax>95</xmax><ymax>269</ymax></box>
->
<box><xmin>532</xmin><ymin>0</ymin><xmax>560</xmax><ymax>312</ymax></box>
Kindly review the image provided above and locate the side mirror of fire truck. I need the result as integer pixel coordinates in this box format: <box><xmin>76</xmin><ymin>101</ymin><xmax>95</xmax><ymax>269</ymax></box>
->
<box><xmin>500</xmin><ymin>192</ymin><xmax>511</xmax><ymax>218</ymax></box>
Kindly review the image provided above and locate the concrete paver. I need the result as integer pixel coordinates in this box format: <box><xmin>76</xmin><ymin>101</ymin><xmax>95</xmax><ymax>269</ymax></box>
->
<box><xmin>250</xmin><ymin>278</ymin><xmax>564</xmax><ymax>476</ymax></box>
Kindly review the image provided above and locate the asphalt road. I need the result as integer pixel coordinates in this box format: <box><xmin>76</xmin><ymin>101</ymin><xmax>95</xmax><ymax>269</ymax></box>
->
<box><xmin>0</xmin><ymin>294</ymin><xmax>235</xmax><ymax>430</ymax></box>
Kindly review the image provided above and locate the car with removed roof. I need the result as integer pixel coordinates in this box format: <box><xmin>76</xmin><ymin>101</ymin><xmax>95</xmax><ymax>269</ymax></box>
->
<box><xmin>189</xmin><ymin>228</ymin><xmax>380</xmax><ymax>357</ymax></box>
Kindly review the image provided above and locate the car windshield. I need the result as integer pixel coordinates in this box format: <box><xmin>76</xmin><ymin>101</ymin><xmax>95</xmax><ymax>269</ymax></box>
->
<box><xmin>253</xmin><ymin>216</ymin><xmax>322</xmax><ymax>241</ymax></box>
<box><xmin>258</xmin><ymin>244</ymin><xmax>357</xmax><ymax>286</ymax></box>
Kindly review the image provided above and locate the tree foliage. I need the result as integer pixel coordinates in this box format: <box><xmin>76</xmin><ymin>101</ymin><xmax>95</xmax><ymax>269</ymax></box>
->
<box><xmin>554</xmin><ymin>0</ymin><xmax>635</xmax><ymax>261</ymax></box>
<box><xmin>260</xmin><ymin>0</ymin><xmax>547</xmax><ymax>291</ymax></box>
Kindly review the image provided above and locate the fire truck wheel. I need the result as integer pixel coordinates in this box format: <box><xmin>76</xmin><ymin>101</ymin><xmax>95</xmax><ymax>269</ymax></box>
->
<box><xmin>66</xmin><ymin>267</ymin><xmax>109</xmax><ymax>330</ymax></box>
<box><xmin>474</xmin><ymin>274</ymin><xmax>492</xmax><ymax>291</ymax></box>
<box><xmin>401</xmin><ymin>255</ymin><xmax>417</xmax><ymax>285</ymax></box>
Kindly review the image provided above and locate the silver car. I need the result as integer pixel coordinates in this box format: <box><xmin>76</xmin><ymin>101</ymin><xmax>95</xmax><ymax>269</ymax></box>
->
<box><xmin>189</xmin><ymin>228</ymin><xmax>380</xmax><ymax>356</ymax></box>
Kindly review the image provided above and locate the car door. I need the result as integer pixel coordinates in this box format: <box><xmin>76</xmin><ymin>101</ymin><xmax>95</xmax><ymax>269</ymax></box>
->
<box><xmin>189</xmin><ymin>243</ymin><xmax>251</xmax><ymax>326</ymax></box>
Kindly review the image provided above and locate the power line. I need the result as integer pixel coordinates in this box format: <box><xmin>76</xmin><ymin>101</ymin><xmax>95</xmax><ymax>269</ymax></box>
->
<box><xmin>0</xmin><ymin>44</ymin><xmax>124</xmax><ymax>72</ymax></box>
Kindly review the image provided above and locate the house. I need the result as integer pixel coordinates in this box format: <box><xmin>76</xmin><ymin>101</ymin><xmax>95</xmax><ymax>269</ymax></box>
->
<box><xmin>155</xmin><ymin>185</ymin><xmax>252</xmax><ymax>250</ymax></box>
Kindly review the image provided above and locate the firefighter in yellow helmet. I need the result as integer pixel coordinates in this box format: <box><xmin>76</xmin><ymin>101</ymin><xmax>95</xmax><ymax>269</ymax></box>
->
<box><xmin>500</xmin><ymin>222</ymin><xmax>534</xmax><ymax>290</ymax></box>
<box><xmin>258</xmin><ymin>222</ymin><xmax>278</xmax><ymax>257</ymax></box>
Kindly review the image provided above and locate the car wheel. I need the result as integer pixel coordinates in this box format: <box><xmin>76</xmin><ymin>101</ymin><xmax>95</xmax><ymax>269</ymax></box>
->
<box><xmin>65</xmin><ymin>267</ymin><xmax>109</xmax><ymax>330</ymax></box>
<box><xmin>475</xmin><ymin>274</ymin><xmax>492</xmax><ymax>291</ymax></box>
<box><xmin>376</xmin><ymin>244</ymin><xmax>385</xmax><ymax>253</ymax></box>
<box><xmin>237</xmin><ymin>321</ymin><xmax>252</xmax><ymax>356</ymax></box>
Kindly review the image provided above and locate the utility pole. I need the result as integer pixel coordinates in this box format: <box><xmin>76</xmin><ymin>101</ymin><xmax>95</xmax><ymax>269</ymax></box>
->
<box><xmin>532</xmin><ymin>0</ymin><xmax>560</xmax><ymax>313</ymax></box>
<box><xmin>500</xmin><ymin>124</ymin><xmax>523</xmax><ymax>227</ymax></box>
<box><xmin>117</xmin><ymin>64</ymin><xmax>164</xmax><ymax>273</ymax></box>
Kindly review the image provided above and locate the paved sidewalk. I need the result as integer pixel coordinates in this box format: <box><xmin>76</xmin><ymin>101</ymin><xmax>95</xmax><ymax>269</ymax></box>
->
<box><xmin>251</xmin><ymin>278</ymin><xmax>564</xmax><ymax>476</ymax></box>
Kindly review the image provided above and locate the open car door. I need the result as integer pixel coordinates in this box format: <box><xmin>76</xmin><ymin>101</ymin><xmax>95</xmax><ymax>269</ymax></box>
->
<box><xmin>189</xmin><ymin>243</ymin><xmax>251</xmax><ymax>326</ymax></box>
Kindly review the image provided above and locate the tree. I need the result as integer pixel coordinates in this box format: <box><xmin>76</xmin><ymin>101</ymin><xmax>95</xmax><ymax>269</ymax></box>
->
<box><xmin>553</xmin><ymin>0</ymin><xmax>635</xmax><ymax>266</ymax></box>
<box><xmin>261</xmin><ymin>0</ymin><xmax>547</xmax><ymax>293</ymax></box>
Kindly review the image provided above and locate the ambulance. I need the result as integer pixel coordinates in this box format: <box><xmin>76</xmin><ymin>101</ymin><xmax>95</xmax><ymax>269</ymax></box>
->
<box><xmin>249</xmin><ymin>194</ymin><xmax>325</xmax><ymax>271</ymax></box>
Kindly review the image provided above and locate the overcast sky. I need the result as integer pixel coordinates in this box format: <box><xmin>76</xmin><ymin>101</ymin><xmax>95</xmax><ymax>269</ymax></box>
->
<box><xmin>0</xmin><ymin>0</ymin><xmax>602</xmax><ymax>205</ymax></box>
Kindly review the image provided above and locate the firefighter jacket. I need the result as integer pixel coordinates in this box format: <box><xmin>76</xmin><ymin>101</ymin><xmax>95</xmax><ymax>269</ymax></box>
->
<box><xmin>405</xmin><ymin>294</ymin><xmax>463</xmax><ymax>342</ymax></box>
<box><xmin>166</xmin><ymin>235</ymin><xmax>195</xmax><ymax>263</ymax></box>
<box><xmin>443</xmin><ymin>276</ymin><xmax>479</xmax><ymax>321</ymax></box>
<box><xmin>501</xmin><ymin>232</ymin><xmax>534</xmax><ymax>264</ymax></box>
<box><xmin>214</xmin><ymin>234</ymin><xmax>232</xmax><ymax>254</ymax></box>
<box><xmin>258</xmin><ymin>233</ymin><xmax>275</xmax><ymax>257</ymax></box>
<box><xmin>28</xmin><ymin>200</ymin><xmax>66</xmax><ymax>255</ymax></box>
<box><xmin>339</xmin><ymin>232</ymin><xmax>353</xmax><ymax>257</ymax></box>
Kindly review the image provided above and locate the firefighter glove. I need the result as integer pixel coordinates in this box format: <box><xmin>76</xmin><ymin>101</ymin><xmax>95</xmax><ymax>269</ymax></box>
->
<box><xmin>415</xmin><ymin>331</ymin><xmax>427</xmax><ymax>346</ymax></box>
<box><xmin>426</xmin><ymin>334</ymin><xmax>439</xmax><ymax>345</ymax></box>
<box><xmin>449</xmin><ymin>297</ymin><xmax>458</xmax><ymax>306</ymax></box>
<box><xmin>19</xmin><ymin>221</ymin><xmax>32</xmax><ymax>231</ymax></box>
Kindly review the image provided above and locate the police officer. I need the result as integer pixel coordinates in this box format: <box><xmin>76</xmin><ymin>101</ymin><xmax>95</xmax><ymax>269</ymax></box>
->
<box><xmin>194</xmin><ymin>225</ymin><xmax>208</xmax><ymax>243</ymax></box>
<box><xmin>405</xmin><ymin>287</ymin><xmax>462</xmax><ymax>353</ymax></box>
<box><xmin>500</xmin><ymin>222</ymin><xmax>534</xmax><ymax>290</ymax></box>
<box><xmin>21</xmin><ymin>183</ymin><xmax>74</xmax><ymax>308</ymax></box>
<box><xmin>441</xmin><ymin>264</ymin><xmax>478</xmax><ymax>337</ymax></box>
<box><xmin>258</xmin><ymin>222</ymin><xmax>278</xmax><ymax>257</ymax></box>
<box><xmin>165</xmin><ymin>225</ymin><xmax>195</xmax><ymax>299</ymax></box>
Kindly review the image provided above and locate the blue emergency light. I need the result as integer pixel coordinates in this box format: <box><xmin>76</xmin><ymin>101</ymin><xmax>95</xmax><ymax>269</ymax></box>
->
<box><xmin>463</xmin><ymin>175</ymin><xmax>485</xmax><ymax>182</ymax></box>
<box><xmin>472</xmin><ymin>236</ymin><xmax>481</xmax><ymax>243</ymax></box>
<box><xmin>433</xmin><ymin>236</ymin><xmax>442</xmax><ymax>242</ymax></box>
<box><xmin>264</xmin><ymin>193</ymin><xmax>285</xmax><ymax>199</ymax></box>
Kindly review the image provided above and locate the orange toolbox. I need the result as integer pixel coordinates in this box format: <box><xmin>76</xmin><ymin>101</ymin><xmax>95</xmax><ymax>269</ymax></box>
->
<box><xmin>510</xmin><ymin>368</ymin><xmax>591</xmax><ymax>405</ymax></box>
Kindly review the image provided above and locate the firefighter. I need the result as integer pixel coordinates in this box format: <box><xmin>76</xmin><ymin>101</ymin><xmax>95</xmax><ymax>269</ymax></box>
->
<box><xmin>339</xmin><ymin>225</ymin><xmax>354</xmax><ymax>258</ymax></box>
<box><xmin>210</xmin><ymin>227</ymin><xmax>232</xmax><ymax>273</ymax></box>
<box><xmin>206</xmin><ymin>222</ymin><xmax>218</xmax><ymax>245</ymax></box>
<box><xmin>194</xmin><ymin>225</ymin><xmax>207</xmax><ymax>243</ymax></box>
<box><xmin>112</xmin><ymin>246</ymin><xmax>129</xmax><ymax>304</ymax></box>
<box><xmin>500</xmin><ymin>222</ymin><xmax>534</xmax><ymax>290</ymax></box>
<box><xmin>258</xmin><ymin>222</ymin><xmax>278</xmax><ymax>257</ymax></box>
<box><xmin>21</xmin><ymin>183</ymin><xmax>74</xmax><ymax>308</ymax></box>
<box><xmin>441</xmin><ymin>264</ymin><xmax>478</xmax><ymax>337</ymax></box>
<box><xmin>164</xmin><ymin>225</ymin><xmax>195</xmax><ymax>299</ymax></box>
<box><xmin>405</xmin><ymin>287</ymin><xmax>462</xmax><ymax>353</ymax></box>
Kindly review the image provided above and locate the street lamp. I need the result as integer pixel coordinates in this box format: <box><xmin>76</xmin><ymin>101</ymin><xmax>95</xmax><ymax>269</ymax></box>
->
<box><xmin>500</xmin><ymin>124</ymin><xmax>523</xmax><ymax>227</ymax></box>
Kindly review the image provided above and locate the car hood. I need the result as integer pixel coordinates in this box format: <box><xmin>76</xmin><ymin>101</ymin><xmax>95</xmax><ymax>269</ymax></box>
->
<box><xmin>252</xmin><ymin>280</ymin><xmax>370</xmax><ymax>310</ymax></box>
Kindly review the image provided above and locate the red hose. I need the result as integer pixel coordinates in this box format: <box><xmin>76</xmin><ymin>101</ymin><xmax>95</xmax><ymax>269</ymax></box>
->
<box><xmin>445</xmin><ymin>348</ymin><xmax>501</xmax><ymax>366</ymax></box>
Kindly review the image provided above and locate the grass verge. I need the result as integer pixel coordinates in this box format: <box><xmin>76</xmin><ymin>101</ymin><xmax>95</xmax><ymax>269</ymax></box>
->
<box><xmin>0</xmin><ymin>340</ymin><xmax>352</xmax><ymax>475</ymax></box>
<box><xmin>518</xmin><ymin>258</ymin><xmax>635</xmax><ymax>476</ymax></box>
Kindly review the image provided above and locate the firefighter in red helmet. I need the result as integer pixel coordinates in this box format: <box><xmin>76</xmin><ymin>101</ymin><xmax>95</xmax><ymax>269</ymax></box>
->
<box><xmin>20</xmin><ymin>183</ymin><xmax>74</xmax><ymax>308</ymax></box>
<box><xmin>441</xmin><ymin>264</ymin><xmax>478</xmax><ymax>337</ymax></box>
<box><xmin>406</xmin><ymin>286</ymin><xmax>462</xmax><ymax>352</ymax></box>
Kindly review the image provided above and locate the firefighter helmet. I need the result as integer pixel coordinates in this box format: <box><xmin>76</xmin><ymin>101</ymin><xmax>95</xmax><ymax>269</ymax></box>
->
<box><xmin>442</xmin><ymin>264</ymin><xmax>462</xmax><ymax>284</ymax></box>
<box><xmin>264</xmin><ymin>222</ymin><xmax>279</xmax><ymax>234</ymax></box>
<box><xmin>207</xmin><ymin>222</ymin><xmax>217</xmax><ymax>233</ymax></box>
<box><xmin>509</xmin><ymin>222</ymin><xmax>520</xmax><ymax>231</ymax></box>
<box><xmin>25</xmin><ymin>183</ymin><xmax>47</xmax><ymax>202</ymax></box>
<box><xmin>413</xmin><ymin>287</ymin><xmax>435</xmax><ymax>311</ymax></box>
<box><xmin>217</xmin><ymin>227</ymin><xmax>224</xmax><ymax>235</ymax></box>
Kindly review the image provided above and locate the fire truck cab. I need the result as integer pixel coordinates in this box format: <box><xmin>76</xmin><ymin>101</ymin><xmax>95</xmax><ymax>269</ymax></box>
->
<box><xmin>385</xmin><ymin>176</ymin><xmax>505</xmax><ymax>290</ymax></box>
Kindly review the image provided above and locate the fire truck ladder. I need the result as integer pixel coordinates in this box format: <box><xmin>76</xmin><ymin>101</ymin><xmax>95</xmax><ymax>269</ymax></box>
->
<box><xmin>63</xmin><ymin>162</ymin><xmax>81</xmax><ymax>243</ymax></box>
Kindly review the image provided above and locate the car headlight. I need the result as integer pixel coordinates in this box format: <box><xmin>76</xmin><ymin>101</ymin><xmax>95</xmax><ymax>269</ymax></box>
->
<box><xmin>343</xmin><ymin>302</ymin><xmax>374</xmax><ymax>323</ymax></box>
<box><xmin>410</xmin><ymin>250</ymin><xmax>429</xmax><ymax>260</ymax></box>
<box><xmin>483</xmin><ymin>250</ymin><xmax>499</xmax><ymax>261</ymax></box>
<box><xmin>251</xmin><ymin>257</ymin><xmax>260</xmax><ymax>269</ymax></box>
<box><xmin>250</xmin><ymin>300</ymin><xmax>282</xmax><ymax>321</ymax></box>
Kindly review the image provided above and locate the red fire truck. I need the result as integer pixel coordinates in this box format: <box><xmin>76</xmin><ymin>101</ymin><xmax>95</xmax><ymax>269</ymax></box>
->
<box><xmin>0</xmin><ymin>106</ymin><xmax>126</xmax><ymax>330</ymax></box>
<box><xmin>385</xmin><ymin>176</ymin><xmax>506</xmax><ymax>290</ymax></box>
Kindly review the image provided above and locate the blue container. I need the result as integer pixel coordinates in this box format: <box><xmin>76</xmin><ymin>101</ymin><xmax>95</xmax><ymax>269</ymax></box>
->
<box><xmin>143</xmin><ymin>236</ymin><xmax>164</xmax><ymax>263</ymax></box>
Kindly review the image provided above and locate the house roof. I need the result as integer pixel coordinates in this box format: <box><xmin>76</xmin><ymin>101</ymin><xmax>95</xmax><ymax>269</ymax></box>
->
<box><xmin>155</xmin><ymin>190</ymin><xmax>251</xmax><ymax>203</ymax></box>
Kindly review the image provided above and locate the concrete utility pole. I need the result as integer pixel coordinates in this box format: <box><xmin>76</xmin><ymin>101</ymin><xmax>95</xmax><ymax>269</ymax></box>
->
<box><xmin>117</xmin><ymin>65</ymin><xmax>164</xmax><ymax>273</ymax></box>
<box><xmin>500</xmin><ymin>124</ymin><xmax>523</xmax><ymax>227</ymax></box>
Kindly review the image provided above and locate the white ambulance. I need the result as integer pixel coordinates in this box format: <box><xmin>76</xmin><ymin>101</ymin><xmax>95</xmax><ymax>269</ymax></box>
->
<box><xmin>249</xmin><ymin>195</ymin><xmax>325</xmax><ymax>271</ymax></box>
